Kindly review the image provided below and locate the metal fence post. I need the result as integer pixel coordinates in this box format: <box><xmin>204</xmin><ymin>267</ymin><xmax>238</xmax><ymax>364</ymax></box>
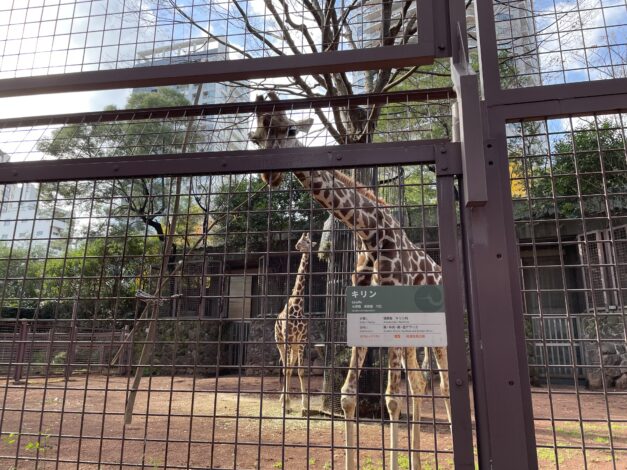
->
<box><xmin>448</xmin><ymin>0</ymin><xmax>538</xmax><ymax>466</ymax></box>
<box><xmin>436</xmin><ymin>174</ymin><xmax>475</xmax><ymax>469</ymax></box>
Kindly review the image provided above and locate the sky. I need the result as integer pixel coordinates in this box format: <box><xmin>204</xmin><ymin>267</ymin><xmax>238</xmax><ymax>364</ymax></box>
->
<box><xmin>0</xmin><ymin>88</ymin><xmax>131</xmax><ymax>119</ymax></box>
<box><xmin>0</xmin><ymin>0</ymin><xmax>285</xmax><ymax>119</ymax></box>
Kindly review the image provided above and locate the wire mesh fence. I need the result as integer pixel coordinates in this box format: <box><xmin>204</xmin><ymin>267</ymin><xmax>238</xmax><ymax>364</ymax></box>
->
<box><xmin>0</xmin><ymin>161</ymin><xmax>460</xmax><ymax>469</ymax></box>
<box><xmin>0</xmin><ymin>0</ymin><xmax>432</xmax><ymax>80</ymax></box>
<box><xmin>493</xmin><ymin>0</ymin><xmax>627</xmax><ymax>88</ymax></box>
<box><xmin>0</xmin><ymin>91</ymin><xmax>454</xmax><ymax>162</ymax></box>
<box><xmin>508</xmin><ymin>111</ymin><xmax>627</xmax><ymax>468</ymax></box>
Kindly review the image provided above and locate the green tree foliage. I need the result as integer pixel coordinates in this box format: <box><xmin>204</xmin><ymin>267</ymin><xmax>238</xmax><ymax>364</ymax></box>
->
<box><xmin>515</xmin><ymin>119</ymin><xmax>627</xmax><ymax>219</ymax></box>
<box><xmin>0</xmin><ymin>90</ymin><xmax>196</xmax><ymax>318</ymax></box>
<box><xmin>41</xmin><ymin>232</ymin><xmax>157</xmax><ymax>319</ymax></box>
<box><xmin>209</xmin><ymin>175</ymin><xmax>328</xmax><ymax>253</ymax></box>
<box><xmin>39</xmin><ymin>88</ymin><xmax>191</xmax><ymax>160</ymax></box>
<box><xmin>37</xmin><ymin>89</ymin><xmax>193</xmax><ymax>248</ymax></box>
<box><xmin>0</xmin><ymin>245</ymin><xmax>43</xmax><ymax>311</ymax></box>
<box><xmin>1</xmin><ymin>231</ymin><xmax>156</xmax><ymax>319</ymax></box>
<box><xmin>373</xmin><ymin>60</ymin><xmax>453</xmax><ymax>145</ymax></box>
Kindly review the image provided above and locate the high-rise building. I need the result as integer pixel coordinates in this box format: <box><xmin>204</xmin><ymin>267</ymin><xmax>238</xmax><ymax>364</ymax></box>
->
<box><xmin>134</xmin><ymin>38</ymin><xmax>250</xmax><ymax>151</ymax></box>
<box><xmin>352</xmin><ymin>1</ymin><xmax>539</xmax><ymax>88</ymax></box>
<box><xmin>0</xmin><ymin>182</ymin><xmax>69</xmax><ymax>254</ymax></box>
<box><xmin>490</xmin><ymin>0</ymin><xmax>540</xmax><ymax>85</ymax></box>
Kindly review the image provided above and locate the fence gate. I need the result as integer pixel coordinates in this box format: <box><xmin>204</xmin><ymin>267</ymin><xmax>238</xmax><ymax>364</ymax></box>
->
<box><xmin>0</xmin><ymin>151</ymin><xmax>474</xmax><ymax>470</ymax></box>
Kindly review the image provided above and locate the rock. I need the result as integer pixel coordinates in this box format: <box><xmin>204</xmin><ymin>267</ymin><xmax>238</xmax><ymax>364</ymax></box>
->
<box><xmin>615</xmin><ymin>374</ymin><xmax>627</xmax><ymax>390</ymax></box>
<box><xmin>602</xmin><ymin>354</ymin><xmax>621</xmax><ymax>366</ymax></box>
<box><xmin>620</xmin><ymin>359</ymin><xmax>627</xmax><ymax>375</ymax></box>
<box><xmin>586</xmin><ymin>350</ymin><xmax>600</xmax><ymax>365</ymax></box>
<box><xmin>600</xmin><ymin>343</ymin><xmax>617</xmax><ymax>354</ymax></box>
<box><xmin>605</xmin><ymin>366</ymin><xmax>622</xmax><ymax>381</ymax></box>
<box><xmin>586</xmin><ymin>370</ymin><xmax>604</xmax><ymax>389</ymax></box>
<box><xmin>615</xmin><ymin>344</ymin><xmax>627</xmax><ymax>355</ymax></box>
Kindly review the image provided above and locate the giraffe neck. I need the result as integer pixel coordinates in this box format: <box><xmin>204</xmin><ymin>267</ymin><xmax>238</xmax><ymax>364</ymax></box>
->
<box><xmin>292</xmin><ymin>170</ymin><xmax>443</xmax><ymax>284</ymax></box>
<box><xmin>291</xmin><ymin>250</ymin><xmax>310</xmax><ymax>300</ymax></box>
<box><xmin>293</xmin><ymin>170</ymin><xmax>396</xmax><ymax>234</ymax></box>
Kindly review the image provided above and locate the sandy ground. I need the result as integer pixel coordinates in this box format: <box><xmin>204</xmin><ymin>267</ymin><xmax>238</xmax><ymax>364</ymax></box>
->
<box><xmin>0</xmin><ymin>375</ymin><xmax>625</xmax><ymax>469</ymax></box>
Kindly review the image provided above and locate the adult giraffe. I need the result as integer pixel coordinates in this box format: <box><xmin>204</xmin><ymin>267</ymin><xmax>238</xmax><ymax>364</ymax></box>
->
<box><xmin>275</xmin><ymin>232</ymin><xmax>317</xmax><ymax>413</ymax></box>
<box><xmin>249</xmin><ymin>92</ymin><xmax>450</xmax><ymax>470</ymax></box>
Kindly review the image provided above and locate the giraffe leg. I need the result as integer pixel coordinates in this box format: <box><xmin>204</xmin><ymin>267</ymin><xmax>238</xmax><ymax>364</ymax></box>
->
<box><xmin>282</xmin><ymin>347</ymin><xmax>297</xmax><ymax>413</ymax></box>
<box><xmin>277</xmin><ymin>342</ymin><xmax>287</xmax><ymax>402</ymax></box>
<box><xmin>421</xmin><ymin>348</ymin><xmax>431</xmax><ymax>392</ymax></box>
<box><xmin>340</xmin><ymin>346</ymin><xmax>367</xmax><ymax>470</ymax></box>
<box><xmin>386</xmin><ymin>348</ymin><xmax>403</xmax><ymax>470</ymax></box>
<box><xmin>404</xmin><ymin>348</ymin><xmax>426</xmax><ymax>470</ymax></box>
<box><xmin>296</xmin><ymin>345</ymin><xmax>308</xmax><ymax>412</ymax></box>
<box><xmin>433</xmin><ymin>347</ymin><xmax>452</xmax><ymax>429</ymax></box>
<box><xmin>275</xmin><ymin>317</ymin><xmax>288</xmax><ymax>406</ymax></box>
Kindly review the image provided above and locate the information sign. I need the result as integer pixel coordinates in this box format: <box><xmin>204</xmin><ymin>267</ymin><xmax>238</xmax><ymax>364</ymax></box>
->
<box><xmin>346</xmin><ymin>286</ymin><xmax>447</xmax><ymax>347</ymax></box>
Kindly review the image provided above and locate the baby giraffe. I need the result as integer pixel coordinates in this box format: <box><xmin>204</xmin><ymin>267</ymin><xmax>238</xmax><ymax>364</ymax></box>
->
<box><xmin>275</xmin><ymin>232</ymin><xmax>317</xmax><ymax>413</ymax></box>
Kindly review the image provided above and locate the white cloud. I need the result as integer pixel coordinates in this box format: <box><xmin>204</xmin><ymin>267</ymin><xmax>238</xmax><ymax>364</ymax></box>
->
<box><xmin>533</xmin><ymin>0</ymin><xmax>627</xmax><ymax>80</ymax></box>
<box><xmin>0</xmin><ymin>89</ymin><xmax>130</xmax><ymax>120</ymax></box>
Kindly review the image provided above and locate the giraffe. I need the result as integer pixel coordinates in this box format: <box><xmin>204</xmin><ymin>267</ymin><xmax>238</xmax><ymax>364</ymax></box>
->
<box><xmin>249</xmin><ymin>92</ymin><xmax>451</xmax><ymax>470</ymax></box>
<box><xmin>275</xmin><ymin>232</ymin><xmax>317</xmax><ymax>413</ymax></box>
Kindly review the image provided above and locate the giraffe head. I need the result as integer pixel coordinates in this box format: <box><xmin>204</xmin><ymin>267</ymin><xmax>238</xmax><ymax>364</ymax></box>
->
<box><xmin>249</xmin><ymin>92</ymin><xmax>314</xmax><ymax>187</ymax></box>
<box><xmin>295</xmin><ymin>232</ymin><xmax>317</xmax><ymax>253</ymax></box>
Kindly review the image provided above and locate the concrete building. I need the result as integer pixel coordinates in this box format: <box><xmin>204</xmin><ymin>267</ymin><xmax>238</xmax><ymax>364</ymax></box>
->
<box><xmin>490</xmin><ymin>0</ymin><xmax>540</xmax><ymax>86</ymax></box>
<box><xmin>0</xmin><ymin>182</ymin><xmax>69</xmax><ymax>254</ymax></box>
<box><xmin>135</xmin><ymin>38</ymin><xmax>250</xmax><ymax>151</ymax></box>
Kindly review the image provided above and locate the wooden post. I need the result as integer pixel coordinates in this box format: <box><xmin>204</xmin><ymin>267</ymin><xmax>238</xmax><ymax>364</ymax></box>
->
<box><xmin>45</xmin><ymin>329</ymin><xmax>54</xmax><ymax>366</ymax></box>
<box><xmin>13</xmin><ymin>320</ymin><xmax>29</xmax><ymax>384</ymax></box>
<box><xmin>124</xmin><ymin>325</ymin><xmax>132</xmax><ymax>375</ymax></box>
<box><xmin>118</xmin><ymin>327</ymin><xmax>126</xmax><ymax>375</ymax></box>
<box><xmin>124</xmin><ymin>305</ymin><xmax>158</xmax><ymax>425</ymax></box>
<box><xmin>98</xmin><ymin>343</ymin><xmax>105</xmax><ymax>374</ymax></box>
<box><xmin>65</xmin><ymin>300</ymin><xmax>78</xmax><ymax>382</ymax></box>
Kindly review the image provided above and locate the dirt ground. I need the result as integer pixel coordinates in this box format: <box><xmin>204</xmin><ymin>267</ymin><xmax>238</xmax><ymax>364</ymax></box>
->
<box><xmin>0</xmin><ymin>375</ymin><xmax>625</xmax><ymax>469</ymax></box>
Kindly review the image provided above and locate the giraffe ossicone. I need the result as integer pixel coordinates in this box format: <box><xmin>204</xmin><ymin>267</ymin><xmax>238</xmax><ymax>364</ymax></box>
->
<box><xmin>251</xmin><ymin>93</ymin><xmax>451</xmax><ymax>470</ymax></box>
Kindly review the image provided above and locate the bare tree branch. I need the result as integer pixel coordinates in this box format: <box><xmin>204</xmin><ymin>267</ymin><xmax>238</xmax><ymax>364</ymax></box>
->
<box><xmin>165</xmin><ymin>0</ymin><xmax>253</xmax><ymax>59</ymax></box>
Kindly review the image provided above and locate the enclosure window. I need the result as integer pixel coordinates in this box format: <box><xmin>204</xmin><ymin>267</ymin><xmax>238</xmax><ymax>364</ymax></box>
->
<box><xmin>578</xmin><ymin>226</ymin><xmax>627</xmax><ymax>311</ymax></box>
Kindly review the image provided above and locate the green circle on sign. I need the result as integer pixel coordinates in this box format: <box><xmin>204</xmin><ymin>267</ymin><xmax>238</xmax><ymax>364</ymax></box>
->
<box><xmin>414</xmin><ymin>287</ymin><xmax>442</xmax><ymax>312</ymax></box>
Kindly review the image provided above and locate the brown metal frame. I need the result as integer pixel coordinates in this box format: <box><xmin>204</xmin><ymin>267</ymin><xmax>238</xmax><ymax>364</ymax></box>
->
<box><xmin>0</xmin><ymin>89</ymin><xmax>455</xmax><ymax>129</ymax></box>
<box><xmin>0</xmin><ymin>0</ymin><xmax>450</xmax><ymax>98</ymax></box>
<box><xmin>5</xmin><ymin>0</ymin><xmax>626</xmax><ymax>468</ymax></box>
<box><xmin>0</xmin><ymin>141</ymin><xmax>460</xmax><ymax>184</ymax></box>
<box><xmin>470</xmin><ymin>1</ymin><xmax>627</xmax><ymax>468</ymax></box>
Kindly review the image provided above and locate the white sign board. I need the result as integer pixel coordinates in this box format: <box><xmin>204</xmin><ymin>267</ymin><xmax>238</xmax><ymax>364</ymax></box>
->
<box><xmin>346</xmin><ymin>286</ymin><xmax>447</xmax><ymax>347</ymax></box>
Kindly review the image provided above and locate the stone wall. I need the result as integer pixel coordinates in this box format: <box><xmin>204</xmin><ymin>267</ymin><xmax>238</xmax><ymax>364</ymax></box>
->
<box><xmin>581</xmin><ymin>315</ymin><xmax>627</xmax><ymax>389</ymax></box>
<box><xmin>148</xmin><ymin>320</ymin><xmax>223</xmax><ymax>376</ymax></box>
